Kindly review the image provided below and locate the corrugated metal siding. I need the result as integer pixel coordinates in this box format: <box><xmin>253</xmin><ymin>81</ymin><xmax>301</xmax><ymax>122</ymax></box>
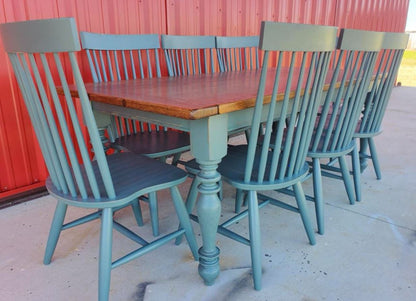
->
<box><xmin>165</xmin><ymin>0</ymin><xmax>409</xmax><ymax>35</ymax></box>
<box><xmin>165</xmin><ymin>0</ymin><xmax>337</xmax><ymax>36</ymax></box>
<box><xmin>0</xmin><ymin>0</ymin><xmax>410</xmax><ymax>201</ymax></box>
<box><xmin>334</xmin><ymin>0</ymin><xmax>409</xmax><ymax>31</ymax></box>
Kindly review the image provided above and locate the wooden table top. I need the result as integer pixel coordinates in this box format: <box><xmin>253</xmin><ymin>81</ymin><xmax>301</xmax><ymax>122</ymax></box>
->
<box><xmin>67</xmin><ymin>68</ymin><xmax>345</xmax><ymax>120</ymax></box>
<box><xmin>75</xmin><ymin>70</ymin><xmax>264</xmax><ymax>120</ymax></box>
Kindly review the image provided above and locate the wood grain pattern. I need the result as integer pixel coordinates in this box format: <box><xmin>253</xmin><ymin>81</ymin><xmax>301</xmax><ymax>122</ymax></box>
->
<box><xmin>67</xmin><ymin>68</ymin><xmax>308</xmax><ymax>119</ymax></box>
<box><xmin>68</xmin><ymin>70</ymin><xmax>262</xmax><ymax>119</ymax></box>
<box><xmin>62</xmin><ymin>67</ymin><xmax>371</xmax><ymax>121</ymax></box>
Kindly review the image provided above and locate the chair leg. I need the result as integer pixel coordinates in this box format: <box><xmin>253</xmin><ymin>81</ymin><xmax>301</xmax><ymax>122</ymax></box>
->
<box><xmin>368</xmin><ymin>137</ymin><xmax>382</xmax><ymax>180</ymax></box>
<box><xmin>171</xmin><ymin>152</ymin><xmax>182</xmax><ymax>166</ymax></box>
<box><xmin>185</xmin><ymin>176</ymin><xmax>200</xmax><ymax>213</ymax></box>
<box><xmin>312</xmin><ymin>158</ymin><xmax>324</xmax><ymax>235</ymax></box>
<box><xmin>247</xmin><ymin>191</ymin><xmax>262</xmax><ymax>290</ymax></box>
<box><xmin>359</xmin><ymin>137</ymin><xmax>369</xmax><ymax>173</ymax></box>
<box><xmin>98</xmin><ymin>208</ymin><xmax>113</xmax><ymax>301</ymax></box>
<box><xmin>339</xmin><ymin>155</ymin><xmax>356</xmax><ymax>205</ymax></box>
<box><xmin>351</xmin><ymin>143</ymin><xmax>362</xmax><ymax>202</ymax></box>
<box><xmin>170</xmin><ymin>186</ymin><xmax>199</xmax><ymax>260</ymax></box>
<box><xmin>148</xmin><ymin>192</ymin><xmax>159</xmax><ymax>236</ymax></box>
<box><xmin>175</xmin><ymin>176</ymin><xmax>200</xmax><ymax>245</ymax></box>
<box><xmin>159</xmin><ymin>156</ymin><xmax>167</xmax><ymax>163</ymax></box>
<box><xmin>44</xmin><ymin>202</ymin><xmax>68</xmax><ymax>265</ymax></box>
<box><xmin>293</xmin><ymin>182</ymin><xmax>316</xmax><ymax>245</ymax></box>
<box><xmin>131</xmin><ymin>199</ymin><xmax>144</xmax><ymax>227</ymax></box>
<box><xmin>218</xmin><ymin>179</ymin><xmax>223</xmax><ymax>201</ymax></box>
<box><xmin>235</xmin><ymin>189</ymin><xmax>244</xmax><ymax>213</ymax></box>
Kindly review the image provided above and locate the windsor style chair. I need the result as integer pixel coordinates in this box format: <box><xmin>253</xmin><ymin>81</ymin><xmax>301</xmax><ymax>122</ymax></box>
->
<box><xmin>180</xmin><ymin>35</ymin><xmax>262</xmax><ymax>216</ymax></box>
<box><xmin>181</xmin><ymin>21</ymin><xmax>337</xmax><ymax>290</ymax></box>
<box><xmin>0</xmin><ymin>18</ymin><xmax>198</xmax><ymax>301</ymax></box>
<box><xmin>299</xmin><ymin>29</ymin><xmax>384</xmax><ymax>234</ymax></box>
<box><xmin>161</xmin><ymin>34</ymin><xmax>221</xmax><ymax>226</ymax></box>
<box><xmin>354</xmin><ymin>32</ymin><xmax>409</xmax><ymax>179</ymax></box>
<box><xmin>80</xmin><ymin>32</ymin><xmax>191</xmax><ymax>237</ymax></box>
<box><xmin>215</xmin><ymin>35</ymin><xmax>260</xmax><ymax>72</ymax></box>
<box><xmin>161</xmin><ymin>34</ymin><xmax>217</xmax><ymax>76</ymax></box>
<box><xmin>216</xmin><ymin>35</ymin><xmax>262</xmax><ymax>212</ymax></box>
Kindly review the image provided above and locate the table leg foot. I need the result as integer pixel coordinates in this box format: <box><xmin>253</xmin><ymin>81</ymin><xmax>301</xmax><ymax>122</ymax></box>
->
<box><xmin>198</xmin><ymin>246</ymin><xmax>220</xmax><ymax>286</ymax></box>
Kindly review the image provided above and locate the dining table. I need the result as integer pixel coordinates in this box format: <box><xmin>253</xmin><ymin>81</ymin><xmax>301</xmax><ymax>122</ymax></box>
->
<box><xmin>66</xmin><ymin>68</ymin><xmax>279</xmax><ymax>286</ymax></box>
<box><xmin>63</xmin><ymin>67</ymin><xmax>351</xmax><ymax>286</ymax></box>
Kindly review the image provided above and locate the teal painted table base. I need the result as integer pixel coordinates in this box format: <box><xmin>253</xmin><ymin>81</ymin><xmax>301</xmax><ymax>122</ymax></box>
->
<box><xmin>190</xmin><ymin>115</ymin><xmax>228</xmax><ymax>285</ymax></box>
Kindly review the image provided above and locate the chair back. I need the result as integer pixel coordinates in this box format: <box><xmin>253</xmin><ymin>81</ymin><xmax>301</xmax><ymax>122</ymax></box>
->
<box><xmin>161</xmin><ymin>35</ymin><xmax>216</xmax><ymax>76</ymax></box>
<box><xmin>0</xmin><ymin>18</ymin><xmax>116</xmax><ymax>200</ymax></box>
<box><xmin>215</xmin><ymin>36</ymin><xmax>260</xmax><ymax>72</ymax></box>
<box><xmin>80</xmin><ymin>32</ymin><xmax>163</xmax><ymax>136</ymax></box>
<box><xmin>244</xmin><ymin>22</ymin><xmax>337</xmax><ymax>184</ymax></box>
<box><xmin>357</xmin><ymin>32</ymin><xmax>409</xmax><ymax>135</ymax></box>
<box><xmin>309</xmin><ymin>29</ymin><xmax>384</xmax><ymax>154</ymax></box>
<box><xmin>80</xmin><ymin>32</ymin><xmax>161</xmax><ymax>82</ymax></box>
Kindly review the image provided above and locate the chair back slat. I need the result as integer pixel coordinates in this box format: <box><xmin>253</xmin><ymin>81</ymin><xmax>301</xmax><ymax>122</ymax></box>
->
<box><xmin>24</xmin><ymin>51</ymin><xmax>84</xmax><ymax>198</ymax></box>
<box><xmin>161</xmin><ymin>35</ymin><xmax>217</xmax><ymax>76</ymax></box>
<box><xmin>371</xmin><ymin>50</ymin><xmax>399</xmax><ymax>127</ymax></box>
<box><xmin>358</xmin><ymin>32</ymin><xmax>409</xmax><ymax>135</ymax></box>
<box><xmin>80</xmin><ymin>32</ymin><xmax>163</xmax><ymax>134</ymax></box>
<box><xmin>244</xmin><ymin>22</ymin><xmax>337</xmax><ymax>184</ymax></box>
<box><xmin>69</xmin><ymin>51</ymin><xmax>116</xmax><ymax>198</ymax></box>
<box><xmin>309</xmin><ymin>28</ymin><xmax>384</xmax><ymax>155</ymax></box>
<box><xmin>215</xmin><ymin>36</ymin><xmax>260</xmax><ymax>72</ymax></box>
<box><xmin>295</xmin><ymin>51</ymin><xmax>332</xmax><ymax>172</ymax></box>
<box><xmin>9</xmin><ymin>53</ymin><xmax>68</xmax><ymax>193</ymax></box>
<box><xmin>55</xmin><ymin>53</ymin><xmax>105</xmax><ymax>198</ymax></box>
<box><xmin>40</xmin><ymin>53</ymin><xmax>88</xmax><ymax>198</ymax></box>
<box><xmin>1</xmin><ymin>18</ymin><xmax>116</xmax><ymax>200</ymax></box>
<box><xmin>297</xmin><ymin>50</ymin><xmax>333</xmax><ymax>169</ymax></box>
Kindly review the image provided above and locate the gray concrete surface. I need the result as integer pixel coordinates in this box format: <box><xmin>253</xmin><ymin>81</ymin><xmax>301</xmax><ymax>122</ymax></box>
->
<box><xmin>1</xmin><ymin>87</ymin><xmax>415</xmax><ymax>301</ymax></box>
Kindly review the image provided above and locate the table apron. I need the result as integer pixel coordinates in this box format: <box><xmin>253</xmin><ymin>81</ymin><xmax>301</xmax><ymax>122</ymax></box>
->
<box><xmin>92</xmin><ymin>100</ymin><xmax>289</xmax><ymax>135</ymax></box>
<box><xmin>92</xmin><ymin>101</ymin><xmax>191</xmax><ymax>131</ymax></box>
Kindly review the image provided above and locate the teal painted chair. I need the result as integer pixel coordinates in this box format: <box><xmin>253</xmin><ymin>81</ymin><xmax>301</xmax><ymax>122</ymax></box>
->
<box><xmin>216</xmin><ymin>35</ymin><xmax>261</xmax><ymax>212</ymax></box>
<box><xmin>216</xmin><ymin>22</ymin><xmax>338</xmax><ymax>290</ymax></box>
<box><xmin>80</xmin><ymin>32</ymin><xmax>191</xmax><ymax>237</ymax></box>
<box><xmin>161</xmin><ymin>34</ymin><xmax>217</xmax><ymax>76</ymax></box>
<box><xmin>0</xmin><ymin>18</ymin><xmax>198</xmax><ymax>301</ymax></box>
<box><xmin>161</xmin><ymin>34</ymin><xmax>220</xmax><ymax>227</ymax></box>
<box><xmin>300</xmin><ymin>29</ymin><xmax>384</xmax><ymax>235</ymax></box>
<box><xmin>180</xmin><ymin>36</ymin><xmax>261</xmax><ymax>217</ymax></box>
<box><xmin>215</xmin><ymin>35</ymin><xmax>260</xmax><ymax>72</ymax></box>
<box><xmin>216</xmin><ymin>35</ymin><xmax>261</xmax><ymax>133</ymax></box>
<box><xmin>355</xmin><ymin>32</ymin><xmax>409</xmax><ymax>179</ymax></box>
<box><xmin>183</xmin><ymin>22</ymin><xmax>337</xmax><ymax>290</ymax></box>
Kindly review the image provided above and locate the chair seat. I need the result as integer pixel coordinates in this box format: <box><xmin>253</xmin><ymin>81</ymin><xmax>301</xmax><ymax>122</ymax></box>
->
<box><xmin>182</xmin><ymin>144</ymin><xmax>310</xmax><ymax>187</ymax></box>
<box><xmin>218</xmin><ymin>145</ymin><xmax>309</xmax><ymax>190</ymax></box>
<box><xmin>308</xmin><ymin>133</ymin><xmax>356</xmax><ymax>157</ymax></box>
<box><xmin>307</xmin><ymin>110</ymin><xmax>356</xmax><ymax>157</ymax></box>
<box><xmin>113</xmin><ymin>131</ymin><xmax>190</xmax><ymax>158</ymax></box>
<box><xmin>257</xmin><ymin>123</ymin><xmax>356</xmax><ymax>159</ymax></box>
<box><xmin>353</xmin><ymin>119</ymin><xmax>382</xmax><ymax>138</ymax></box>
<box><xmin>47</xmin><ymin>152</ymin><xmax>188</xmax><ymax>208</ymax></box>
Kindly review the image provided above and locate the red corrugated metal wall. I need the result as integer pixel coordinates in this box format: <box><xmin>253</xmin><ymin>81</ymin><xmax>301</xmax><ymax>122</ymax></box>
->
<box><xmin>0</xmin><ymin>0</ymin><xmax>410</xmax><ymax>202</ymax></box>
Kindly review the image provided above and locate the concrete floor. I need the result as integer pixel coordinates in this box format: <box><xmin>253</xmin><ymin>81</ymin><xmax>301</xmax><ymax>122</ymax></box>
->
<box><xmin>1</xmin><ymin>87</ymin><xmax>415</xmax><ymax>301</ymax></box>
